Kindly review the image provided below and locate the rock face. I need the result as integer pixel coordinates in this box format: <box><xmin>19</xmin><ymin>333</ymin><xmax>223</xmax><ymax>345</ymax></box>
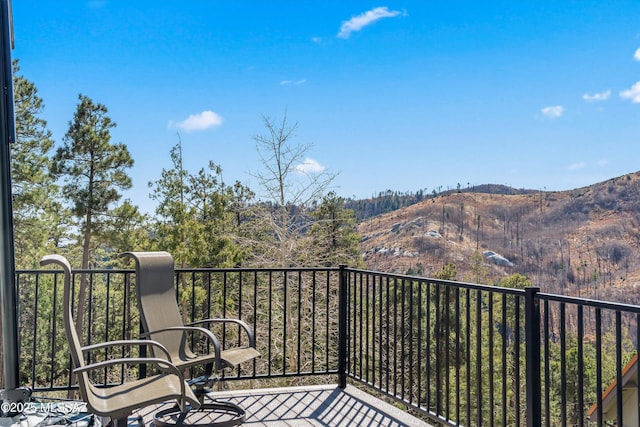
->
<box><xmin>483</xmin><ymin>251</ymin><xmax>514</xmax><ymax>267</ymax></box>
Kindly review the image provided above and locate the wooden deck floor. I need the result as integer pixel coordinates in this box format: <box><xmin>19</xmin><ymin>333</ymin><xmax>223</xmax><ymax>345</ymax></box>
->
<box><xmin>134</xmin><ymin>384</ymin><xmax>433</xmax><ymax>426</ymax></box>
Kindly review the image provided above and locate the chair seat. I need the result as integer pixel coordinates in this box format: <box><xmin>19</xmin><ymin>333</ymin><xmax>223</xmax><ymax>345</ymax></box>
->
<box><xmin>221</xmin><ymin>347</ymin><xmax>261</xmax><ymax>369</ymax></box>
<box><xmin>86</xmin><ymin>374</ymin><xmax>199</xmax><ymax>418</ymax></box>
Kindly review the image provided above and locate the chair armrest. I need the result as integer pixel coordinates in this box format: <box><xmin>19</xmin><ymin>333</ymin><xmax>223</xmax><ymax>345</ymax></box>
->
<box><xmin>142</xmin><ymin>326</ymin><xmax>222</xmax><ymax>363</ymax></box>
<box><xmin>189</xmin><ymin>318</ymin><xmax>257</xmax><ymax>348</ymax></box>
<box><xmin>74</xmin><ymin>357</ymin><xmax>189</xmax><ymax>411</ymax></box>
<box><xmin>74</xmin><ymin>357</ymin><xmax>181</xmax><ymax>377</ymax></box>
<box><xmin>82</xmin><ymin>339</ymin><xmax>172</xmax><ymax>361</ymax></box>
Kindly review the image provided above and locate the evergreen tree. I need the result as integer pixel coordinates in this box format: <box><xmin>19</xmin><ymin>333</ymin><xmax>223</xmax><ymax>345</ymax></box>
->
<box><xmin>52</xmin><ymin>94</ymin><xmax>133</xmax><ymax>337</ymax></box>
<box><xmin>307</xmin><ymin>191</ymin><xmax>362</xmax><ymax>267</ymax></box>
<box><xmin>149</xmin><ymin>138</ymin><xmax>193</xmax><ymax>267</ymax></box>
<box><xmin>149</xmin><ymin>137</ymin><xmax>249</xmax><ymax>268</ymax></box>
<box><xmin>11</xmin><ymin>60</ymin><xmax>62</xmax><ymax>268</ymax></box>
<box><xmin>100</xmin><ymin>200</ymin><xmax>151</xmax><ymax>259</ymax></box>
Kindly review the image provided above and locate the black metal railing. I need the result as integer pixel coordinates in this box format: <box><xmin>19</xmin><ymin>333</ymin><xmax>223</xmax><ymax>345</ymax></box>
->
<box><xmin>343</xmin><ymin>268</ymin><xmax>640</xmax><ymax>427</ymax></box>
<box><xmin>17</xmin><ymin>265</ymin><xmax>640</xmax><ymax>426</ymax></box>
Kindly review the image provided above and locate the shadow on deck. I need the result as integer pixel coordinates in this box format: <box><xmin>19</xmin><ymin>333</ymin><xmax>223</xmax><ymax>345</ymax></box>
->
<box><xmin>134</xmin><ymin>385</ymin><xmax>432</xmax><ymax>427</ymax></box>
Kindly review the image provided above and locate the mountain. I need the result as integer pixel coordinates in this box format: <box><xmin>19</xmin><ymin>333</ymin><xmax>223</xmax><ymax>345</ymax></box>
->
<box><xmin>357</xmin><ymin>171</ymin><xmax>640</xmax><ymax>303</ymax></box>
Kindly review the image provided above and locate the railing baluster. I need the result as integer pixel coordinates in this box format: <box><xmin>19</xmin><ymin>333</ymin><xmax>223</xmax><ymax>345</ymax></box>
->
<box><xmin>577</xmin><ymin>305</ymin><xmax>584</xmax><ymax>427</ymax></box>
<box><xmin>434</xmin><ymin>283</ymin><xmax>441</xmax><ymax>415</ymax></box>
<box><xmin>379</xmin><ymin>274</ymin><xmax>384</xmax><ymax>391</ymax></box>
<box><xmin>445</xmin><ymin>284</ymin><xmax>450</xmax><ymax>419</ymax></box>
<box><xmin>325</xmin><ymin>270</ymin><xmax>330</xmax><ymax>373</ymax></box>
<box><xmin>283</xmin><ymin>271</ymin><xmax>288</xmax><ymax>376</ymax></box>
<box><xmin>425</xmin><ymin>280</ymin><xmax>431</xmax><ymax>409</ymax></box>
<box><xmin>49</xmin><ymin>272</ymin><xmax>58</xmax><ymax>390</ymax></box>
<box><xmin>515</xmin><ymin>293</ymin><xmax>521</xmax><ymax>427</ymax></box>
<box><xmin>476</xmin><ymin>289</ymin><xmax>482</xmax><ymax>427</ymax></box>
<box><xmin>488</xmin><ymin>289</ymin><xmax>494</xmax><ymax>427</ymax></box>
<box><xmin>359</xmin><ymin>272</ymin><xmax>364</xmax><ymax>381</ymax></box>
<box><xmin>297</xmin><ymin>270</ymin><xmax>302</xmax><ymax>375</ymax></box>
<box><xmin>615</xmin><ymin>310</ymin><xmax>623</xmax><ymax>426</ymax></box>
<box><xmin>502</xmin><ymin>292</ymin><xmax>507</xmax><ymax>427</ymax></box>
<box><xmin>408</xmin><ymin>278</ymin><xmax>414</xmax><ymax>405</ymax></box>
<box><xmin>455</xmin><ymin>286</ymin><xmax>460</xmax><ymax>423</ymax></box>
<box><xmin>371</xmin><ymin>273</ymin><xmax>377</xmax><ymax>388</ymax></box>
<box><xmin>393</xmin><ymin>276</ymin><xmax>398</xmax><ymax>398</ymax></box>
<box><xmin>560</xmin><ymin>302</ymin><xmax>567</xmax><ymax>426</ymax></box>
<box><xmin>337</xmin><ymin>265</ymin><xmax>347</xmax><ymax>388</ymax></box>
<box><xmin>222</xmin><ymin>271</ymin><xmax>228</xmax><ymax>351</ymax></box>
<box><xmin>525</xmin><ymin>287</ymin><xmax>541</xmax><ymax>427</ymax></box>
<box><xmin>544</xmin><ymin>299</ymin><xmax>550</xmax><ymax>427</ymax></box>
<box><xmin>311</xmin><ymin>270</ymin><xmax>316</xmax><ymax>373</ymax></box>
<box><xmin>417</xmin><ymin>279</ymin><xmax>423</xmax><ymax>409</ymax></box>
<box><xmin>637</xmin><ymin>312</ymin><xmax>640</xmax><ymax>426</ymax></box>
<box><xmin>252</xmin><ymin>271</ymin><xmax>258</xmax><ymax>376</ymax></box>
<box><xmin>31</xmin><ymin>273</ymin><xmax>39</xmax><ymax>390</ymax></box>
<box><xmin>465</xmin><ymin>287</ymin><xmax>471</xmax><ymax>426</ymax></box>
<box><xmin>267</xmin><ymin>270</ymin><xmax>273</xmax><ymax>378</ymax></box>
<box><xmin>595</xmin><ymin>308</ymin><xmax>603</xmax><ymax>427</ymax></box>
<box><xmin>401</xmin><ymin>278</ymin><xmax>406</xmax><ymax>401</ymax></box>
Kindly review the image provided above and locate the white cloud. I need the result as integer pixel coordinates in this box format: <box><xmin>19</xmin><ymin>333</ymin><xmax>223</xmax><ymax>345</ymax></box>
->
<box><xmin>582</xmin><ymin>90</ymin><xmax>610</xmax><ymax>102</ymax></box>
<box><xmin>540</xmin><ymin>105</ymin><xmax>564</xmax><ymax>119</ymax></box>
<box><xmin>294</xmin><ymin>158</ymin><xmax>325</xmax><ymax>174</ymax></box>
<box><xmin>311</xmin><ymin>37</ymin><xmax>322</xmax><ymax>44</ymax></box>
<box><xmin>620</xmin><ymin>81</ymin><xmax>640</xmax><ymax>103</ymax></box>
<box><xmin>634</xmin><ymin>48</ymin><xmax>640</xmax><ymax>61</ymax></box>
<box><xmin>596</xmin><ymin>159</ymin><xmax>609</xmax><ymax>167</ymax></box>
<box><xmin>337</xmin><ymin>7</ymin><xmax>404</xmax><ymax>39</ymax></box>
<box><xmin>169</xmin><ymin>110</ymin><xmax>223</xmax><ymax>132</ymax></box>
<box><xmin>280</xmin><ymin>79</ymin><xmax>307</xmax><ymax>86</ymax></box>
<box><xmin>569</xmin><ymin>162</ymin><xmax>586</xmax><ymax>170</ymax></box>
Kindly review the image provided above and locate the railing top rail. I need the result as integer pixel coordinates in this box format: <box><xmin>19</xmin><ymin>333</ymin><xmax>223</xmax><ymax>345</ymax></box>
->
<box><xmin>18</xmin><ymin>267</ymin><xmax>134</xmax><ymax>274</ymax></box>
<box><xmin>23</xmin><ymin>266</ymin><xmax>640</xmax><ymax>313</ymax></box>
<box><xmin>344</xmin><ymin>267</ymin><xmax>526</xmax><ymax>296</ymax></box>
<box><xmin>537</xmin><ymin>291</ymin><xmax>640</xmax><ymax>313</ymax></box>
<box><xmin>25</xmin><ymin>266</ymin><xmax>341</xmax><ymax>274</ymax></box>
<box><xmin>175</xmin><ymin>266</ymin><xmax>342</xmax><ymax>273</ymax></box>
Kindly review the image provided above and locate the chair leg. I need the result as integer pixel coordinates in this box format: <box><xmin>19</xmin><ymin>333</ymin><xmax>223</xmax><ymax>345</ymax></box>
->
<box><xmin>154</xmin><ymin>400</ymin><xmax>245</xmax><ymax>427</ymax></box>
<box><xmin>109</xmin><ymin>415</ymin><xmax>143</xmax><ymax>427</ymax></box>
<box><xmin>110</xmin><ymin>416</ymin><xmax>129</xmax><ymax>427</ymax></box>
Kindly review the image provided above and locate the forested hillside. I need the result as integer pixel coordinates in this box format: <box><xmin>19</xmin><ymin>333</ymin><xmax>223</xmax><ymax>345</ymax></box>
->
<box><xmin>345</xmin><ymin>184</ymin><xmax>535</xmax><ymax>220</ymax></box>
<box><xmin>358</xmin><ymin>171</ymin><xmax>640</xmax><ymax>304</ymax></box>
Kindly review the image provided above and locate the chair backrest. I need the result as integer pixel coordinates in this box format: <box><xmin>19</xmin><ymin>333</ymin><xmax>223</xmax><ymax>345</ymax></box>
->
<box><xmin>121</xmin><ymin>252</ymin><xmax>191</xmax><ymax>361</ymax></box>
<box><xmin>40</xmin><ymin>255</ymin><xmax>91</xmax><ymax>403</ymax></box>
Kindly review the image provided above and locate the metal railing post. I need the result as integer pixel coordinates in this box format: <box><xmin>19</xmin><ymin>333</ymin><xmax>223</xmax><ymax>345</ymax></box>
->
<box><xmin>525</xmin><ymin>286</ymin><xmax>542</xmax><ymax>427</ymax></box>
<box><xmin>338</xmin><ymin>265</ymin><xmax>348</xmax><ymax>388</ymax></box>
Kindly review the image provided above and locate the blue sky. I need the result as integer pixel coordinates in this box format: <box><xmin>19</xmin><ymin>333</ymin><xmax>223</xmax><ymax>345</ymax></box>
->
<box><xmin>11</xmin><ymin>1</ymin><xmax>640</xmax><ymax>213</ymax></box>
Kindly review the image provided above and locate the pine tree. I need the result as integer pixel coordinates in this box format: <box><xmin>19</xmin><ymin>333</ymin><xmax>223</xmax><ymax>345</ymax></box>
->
<box><xmin>52</xmin><ymin>93</ymin><xmax>133</xmax><ymax>337</ymax></box>
<box><xmin>100</xmin><ymin>200</ymin><xmax>150</xmax><ymax>259</ymax></box>
<box><xmin>307</xmin><ymin>191</ymin><xmax>362</xmax><ymax>267</ymax></box>
<box><xmin>149</xmin><ymin>137</ymin><xmax>248</xmax><ymax>268</ymax></box>
<box><xmin>11</xmin><ymin>60</ymin><xmax>62</xmax><ymax>268</ymax></box>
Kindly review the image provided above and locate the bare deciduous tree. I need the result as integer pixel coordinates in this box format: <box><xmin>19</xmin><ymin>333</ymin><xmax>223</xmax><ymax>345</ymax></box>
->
<box><xmin>251</xmin><ymin>111</ymin><xmax>337</xmax><ymax>267</ymax></box>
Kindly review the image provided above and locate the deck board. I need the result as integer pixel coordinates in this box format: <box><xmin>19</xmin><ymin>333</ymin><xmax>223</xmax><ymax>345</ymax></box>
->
<box><xmin>134</xmin><ymin>384</ymin><xmax>433</xmax><ymax>426</ymax></box>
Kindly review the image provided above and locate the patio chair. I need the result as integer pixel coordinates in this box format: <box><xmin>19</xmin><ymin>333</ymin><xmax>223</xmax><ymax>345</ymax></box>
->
<box><xmin>121</xmin><ymin>251</ymin><xmax>261</xmax><ymax>425</ymax></box>
<box><xmin>40</xmin><ymin>254</ymin><xmax>200</xmax><ymax>427</ymax></box>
